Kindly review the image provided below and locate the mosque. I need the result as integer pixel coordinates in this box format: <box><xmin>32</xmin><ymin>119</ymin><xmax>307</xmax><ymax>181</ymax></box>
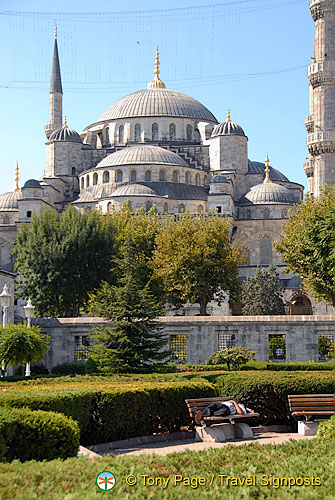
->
<box><xmin>1</xmin><ymin>0</ymin><xmax>334</xmax><ymax>319</ymax></box>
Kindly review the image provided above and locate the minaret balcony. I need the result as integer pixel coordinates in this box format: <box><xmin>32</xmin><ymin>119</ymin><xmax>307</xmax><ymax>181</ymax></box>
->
<box><xmin>304</xmin><ymin>115</ymin><xmax>314</xmax><ymax>132</ymax></box>
<box><xmin>304</xmin><ymin>160</ymin><xmax>314</xmax><ymax>178</ymax></box>
<box><xmin>308</xmin><ymin>61</ymin><xmax>335</xmax><ymax>88</ymax></box>
<box><xmin>307</xmin><ymin>131</ymin><xmax>335</xmax><ymax>154</ymax></box>
<box><xmin>310</xmin><ymin>0</ymin><xmax>333</xmax><ymax>21</ymax></box>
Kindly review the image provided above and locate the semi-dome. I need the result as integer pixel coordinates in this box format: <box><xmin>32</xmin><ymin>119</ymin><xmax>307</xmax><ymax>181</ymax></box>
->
<box><xmin>23</xmin><ymin>179</ymin><xmax>41</xmax><ymax>189</ymax></box>
<box><xmin>49</xmin><ymin>126</ymin><xmax>82</xmax><ymax>144</ymax></box>
<box><xmin>111</xmin><ymin>183</ymin><xmax>158</xmax><ymax>197</ymax></box>
<box><xmin>0</xmin><ymin>191</ymin><xmax>22</xmax><ymax>210</ymax></box>
<box><xmin>248</xmin><ymin>161</ymin><xmax>289</xmax><ymax>182</ymax></box>
<box><xmin>96</xmin><ymin>88</ymin><xmax>217</xmax><ymax>123</ymax></box>
<box><xmin>96</xmin><ymin>145</ymin><xmax>189</xmax><ymax>168</ymax></box>
<box><xmin>239</xmin><ymin>182</ymin><xmax>296</xmax><ymax>205</ymax></box>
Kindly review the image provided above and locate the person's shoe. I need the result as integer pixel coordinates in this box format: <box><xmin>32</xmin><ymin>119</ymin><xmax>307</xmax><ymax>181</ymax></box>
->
<box><xmin>195</xmin><ymin>410</ymin><xmax>203</xmax><ymax>425</ymax></box>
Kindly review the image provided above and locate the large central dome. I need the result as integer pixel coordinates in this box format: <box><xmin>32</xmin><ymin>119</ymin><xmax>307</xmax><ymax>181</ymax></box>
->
<box><xmin>97</xmin><ymin>88</ymin><xmax>218</xmax><ymax>123</ymax></box>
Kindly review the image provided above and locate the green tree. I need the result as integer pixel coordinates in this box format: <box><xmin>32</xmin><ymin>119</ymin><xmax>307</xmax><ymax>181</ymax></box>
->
<box><xmin>152</xmin><ymin>214</ymin><xmax>245</xmax><ymax>315</ymax></box>
<box><xmin>0</xmin><ymin>324</ymin><xmax>50</xmax><ymax>376</ymax></box>
<box><xmin>240</xmin><ymin>266</ymin><xmax>285</xmax><ymax>315</ymax></box>
<box><xmin>268</xmin><ymin>336</ymin><xmax>286</xmax><ymax>360</ymax></box>
<box><xmin>13</xmin><ymin>205</ymin><xmax>116</xmax><ymax>317</ymax></box>
<box><xmin>89</xmin><ymin>238</ymin><xmax>168</xmax><ymax>373</ymax></box>
<box><xmin>275</xmin><ymin>186</ymin><xmax>335</xmax><ymax>307</ymax></box>
<box><xmin>207</xmin><ymin>346</ymin><xmax>255</xmax><ymax>370</ymax></box>
<box><xmin>318</xmin><ymin>335</ymin><xmax>334</xmax><ymax>359</ymax></box>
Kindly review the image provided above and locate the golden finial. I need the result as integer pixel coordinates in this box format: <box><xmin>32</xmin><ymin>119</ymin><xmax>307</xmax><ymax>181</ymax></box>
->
<box><xmin>227</xmin><ymin>109</ymin><xmax>231</xmax><ymax>122</ymax></box>
<box><xmin>63</xmin><ymin>115</ymin><xmax>68</xmax><ymax>128</ymax></box>
<box><xmin>54</xmin><ymin>24</ymin><xmax>57</xmax><ymax>39</ymax></box>
<box><xmin>263</xmin><ymin>154</ymin><xmax>272</xmax><ymax>184</ymax></box>
<box><xmin>14</xmin><ymin>161</ymin><xmax>21</xmax><ymax>192</ymax></box>
<box><xmin>147</xmin><ymin>47</ymin><xmax>166</xmax><ymax>89</ymax></box>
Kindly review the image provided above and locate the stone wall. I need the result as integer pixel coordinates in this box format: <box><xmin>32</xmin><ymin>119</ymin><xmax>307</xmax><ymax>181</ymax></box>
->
<box><xmin>34</xmin><ymin>315</ymin><xmax>335</xmax><ymax>371</ymax></box>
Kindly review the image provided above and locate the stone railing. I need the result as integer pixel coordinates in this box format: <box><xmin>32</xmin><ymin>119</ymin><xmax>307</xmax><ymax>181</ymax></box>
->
<box><xmin>308</xmin><ymin>61</ymin><xmax>335</xmax><ymax>76</ymax></box>
<box><xmin>307</xmin><ymin>131</ymin><xmax>334</xmax><ymax>145</ymax></box>
<box><xmin>304</xmin><ymin>115</ymin><xmax>314</xmax><ymax>132</ymax></box>
<box><xmin>310</xmin><ymin>0</ymin><xmax>334</xmax><ymax>21</ymax></box>
<box><xmin>304</xmin><ymin>161</ymin><xmax>314</xmax><ymax>177</ymax></box>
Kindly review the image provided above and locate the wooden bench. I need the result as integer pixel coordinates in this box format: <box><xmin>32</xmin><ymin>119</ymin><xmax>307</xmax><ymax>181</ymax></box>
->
<box><xmin>288</xmin><ymin>394</ymin><xmax>335</xmax><ymax>422</ymax></box>
<box><xmin>185</xmin><ymin>396</ymin><xmax>259</xmax><ymax>426</ymax></box>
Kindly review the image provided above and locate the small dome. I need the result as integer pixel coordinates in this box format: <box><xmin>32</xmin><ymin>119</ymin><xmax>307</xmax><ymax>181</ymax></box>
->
<box><xmin>97</xmin><ymin>88</ymin><xmax>217</xmax><ymax>123</ymax></box>
<box><xmin>248</xmin><ymin>161</ymin><xmax>289</xmax><ymax>182</ymax></box>
<box><xmin>210</xmin><ymin>174</ymin><xmax>229</xmax><ymax>183</ymax></box>
<box><xmin>23</xmin><ymin>179</ymin><xmax>41</xmax><ymax>189</ymax></box>
<box><xmin>239</xmin><ymin>182</ymin><xmax>296</xmax><ymax>205</ymax></box>
<box><xmin>49</xmin><ymin>127</ymin><xmax>82</xmax><ymax>144</ymax></box>
<box><xmin>111</xmin><ymin>183</ymin><xmax>158</xmax><ymax>197</ymax></box>
<box><xmin>96</xmin><ymin>145</ymin><xmax>189</xmax><ymax>168</ymax></box>
<box><xmin>0</xmin><ymin>191</ymin><xmax>22</xmax><ymax>210</ymax></box>
<box><xmin>211</xmin><ymin>119</ymin><xmax>245</xmax><ymax>138</ymax></box>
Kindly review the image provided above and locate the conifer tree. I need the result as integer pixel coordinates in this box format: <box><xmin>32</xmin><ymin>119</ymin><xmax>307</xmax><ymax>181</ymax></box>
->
<box><xmin>240</xmin><ymin>266</ymin><xmax>285</xmax><ymax>316</ymax></box>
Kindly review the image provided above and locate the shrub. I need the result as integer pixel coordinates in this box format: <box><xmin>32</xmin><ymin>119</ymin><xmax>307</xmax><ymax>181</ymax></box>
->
<box><xmin>51</xmin><ymin>362</ymin><xmax>86</xmax><ymax>375</ymax></box>
<box><xmin>317</xmin><ymin>415</ymin><xmax>335</xmax><ymax>440</ymax></box>
<box><xmin>0</xmin><ymin>406</ymin><xmax>79</xmax><ymax>462</ymax></box>
<box><xmin>207</xmin><ymin>346</ymin><xmax>255</xmax><ymax>370</ymax></box>
<box><xmin>209</xmin><ymin>371</ymin><xmax>335</xmax><ymax>426</ymax></box>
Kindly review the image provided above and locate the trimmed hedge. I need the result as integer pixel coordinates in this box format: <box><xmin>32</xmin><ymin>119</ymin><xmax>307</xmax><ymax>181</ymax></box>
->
<box><xmin>0</xmin><ymin>406</ymin><xmax>80</xmax><ymax>462</ymax></box>
<box><xmin>317</xmin><ymin>415</ymin><xmax>335</xmax><ymax>440</ymax></box>
<box><xmin>51</xmin><ymin>362</ymin><xmax>86</xmax><ymax>375</ymax></box>
<box><xmin>206</xmin><ymin>371</ymin><xmax>335</xmax><ymax>426</ymax></box>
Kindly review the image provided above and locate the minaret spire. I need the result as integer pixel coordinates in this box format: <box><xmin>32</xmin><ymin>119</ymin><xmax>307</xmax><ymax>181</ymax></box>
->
<box><xmin>147</xmin><ymin>47</ymin><xmax>166</xmax><ymax>89</ymax></box>
<box><xmin>14</xmin><ymin>161</ymin><xmax>21</xmax><ymax>192</ymax></box>
<box><xmin>263</xmin><ymin>154</ymin><xmax>272</xmax><ymax>184</ymax></box>
<box><xmin>45</xmin><ymin>24</ymin><xmax>63</xmax><ymax>138</ymax></box>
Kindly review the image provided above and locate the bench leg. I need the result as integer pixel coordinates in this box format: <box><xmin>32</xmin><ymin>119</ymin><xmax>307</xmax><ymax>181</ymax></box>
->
<box><xmin>298</xmin><ymin>421</ymin><xmax>318</xmax><ymax>436</ymax></box>
<box><xmin>195</xmin><ymin>423</ymin><xmax>241</xmax><ymax>443</ymax></box>
<box><xmin>234</xmin><ymin>423</ymin><xmax>254</xmax><ymax>439</ymax></box>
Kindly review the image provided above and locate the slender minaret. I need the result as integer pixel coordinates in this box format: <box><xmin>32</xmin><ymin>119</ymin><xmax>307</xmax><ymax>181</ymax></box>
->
<box><xmin>305</xmin><ymin>0</ymin><xmax>335</xmax><ymax>195</ymax></box>
<box><xmin>45</xmin><ymin>25</ymin><xmax>63</xmax><ymax>139</ymax></box>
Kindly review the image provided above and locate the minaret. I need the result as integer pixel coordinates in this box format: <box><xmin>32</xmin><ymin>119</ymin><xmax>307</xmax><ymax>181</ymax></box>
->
<box><xmin>45</xmin><ymin>25</ymin><xmax>63</xmax><ymax>139</ymax></box>
<box><xmin>305</xmin><ymin>0</ymin><xmax>335</xmax><ymax>195</ymax></box>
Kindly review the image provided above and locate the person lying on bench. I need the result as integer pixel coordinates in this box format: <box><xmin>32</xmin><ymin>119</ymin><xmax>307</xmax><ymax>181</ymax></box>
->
<box><xmin>195</xmin><ymin>400</ymin><xmax>254</xmax><ymax>424</ymax></box>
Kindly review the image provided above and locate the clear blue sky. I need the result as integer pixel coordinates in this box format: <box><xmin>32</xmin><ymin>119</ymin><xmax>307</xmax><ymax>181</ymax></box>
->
<box><xmin>0</xmin><ymin>0</ymin><xmax>313</xmax><ymax>194</ymax></box>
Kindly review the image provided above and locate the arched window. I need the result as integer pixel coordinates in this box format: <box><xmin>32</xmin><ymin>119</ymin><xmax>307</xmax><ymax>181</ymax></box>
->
<box><xmin>105</xmin><ymin>127</ymin><xmax>110</xmax><ymax>144</ymax></box>
<box><xmin>195</xmin><ymin>173</ymin><xmax>200</xmax><ymax>186</ymax></box>
<box><xmin>186</xmin><ymin>124</ymin><xmax>192</xmax><ymax>141</ymax></box>
<box><xmin>103</xmin><ymin>171</ymin><xmax>110</xmax><ymax>184</ymax></box>
<box><xmin>169</xmin><ymin>123</ymin><xmax>176</xmax><ymax>141</ymax></box>
<box><xmin>93</xmin><ymin>173</ymin><xmax>98</xmax><ymax>185</ymax></box>
<box><xmin>178</xmin><ymin>204</ymin><xmax>185</xmax><ymax>213</ymax></box>
<box><xmin>152</xmin><ymin>123</ymin><xmax>158</xmax><ymax>140</ymax></box>
<box><xmin>263</xmin><ymin>208</ymin><xmax>270</xmax><ymax>219</ymax></box>
<box><xmin>86</xmin><ymin>175</ymin><xmax>90</xmax><ymax>188</ymax></box>
<box><xmin>185</xmin><ymin>172</ymin><xmax>191</xmax><ymax>184</ymax></box>
<box><xmin>289</xmin><ymin>294</ymin><xmax>312</xmax><ymax>315</ymax></box>
<box><xmin>260</xmin><ymin>236</ymin><xmax>273</xmax><ymax>265</ymax></box>
<box><xmin>72</xmin><ymin>167</ymin><xmax>76</xmax><ymax>176</ymax></box>
<box><xmin>119</xmin><ymin>125</ymin><xmax>124</xmax><ymax>143</ymax></box>
<box><xmin>130</xmin><ymin>170</ymin><xmax>137</xmax><ymax>182</ymax></box>
<box><xmin>145</xmin><ymin>170</ymin><xmax>151</xmax><ymax>182</ymax></box>
<box><xmin>116</xmin><ymin>170</ymin><xmax>123</xmax><ymax>182</ymax></box>
<box><xmin>197</xmin><ymin>205</ymin><xmax>203</xmax><ymax>214</ymax></box>
<box><xmin>3</xmin><ymin>216</ymin><xmax>10</xmax><ymax>224</ymax></box>
<box><xmin>107</xmin><ymin>202</ymin><xmax>113</xmax><ymax>214</ymax></box>
<box><xmin>134</xmin><ymin>123</ymin><xmax>141</xmax><ymax>142</ymax></box>
<box><xmin>145</xmin><ymin>201</ymin><xmax>152</xmax><ymax>212</ymax></box>
<box><xmin>172</xmin><ymin>170</ymin><xmax>179</xmax><ymax>183</ymax></box>
<box><xmin>159</xmin><ymin>170</ymin><xmax>166</xmax><ymax>181</ymax></box>
<box><xmin>246</xmin><ymin>209</ymin><xmax>252</xmax><ymax>220</ymax></box>
<box><xmin>163</xmin><ymin>202</ymin><xmax>169</xmax><ymax>213</ymax></box>
<box><xmin>81</xmin><ymin>178</ymin><xmax>84</xmax><ymax>189</ymax></box>
<box><xmin>194</xmin><ymin>129</ymin><xmax>201</xmax><ymax>142</ymax></box>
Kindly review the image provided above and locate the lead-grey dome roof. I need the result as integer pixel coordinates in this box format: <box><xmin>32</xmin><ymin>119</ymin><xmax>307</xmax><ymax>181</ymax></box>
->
<box><xmin>211</xmin><ymin>120</ymin><xmax>245</xmax><ymax>137</ymax></box>
<box><xmin>49</xmin><ymin>127</ymin><xmax>82</xmax><ymax>144</ymax></box>
<box><xmin>111</xmin><ymin>184</ymin><xmax>158</xmax><ymax>197</ymax></box>
<box><xmin>248</xmin><ymin>161</ymin><xmax>289</xmax><ymax>182</ymax></box>
<box><xmin>239</xmin><ymin>182</ymin><xmax>296</xmax><ymax>205</ymax></box>
<box><xmin>210</xmin><ymin>174</ymin><xmax>229</xmax><ymax>183</ymax></box>
<box><xmin>97</xmin><ymin>88</ymin><xmax>217</xmax><ymax>122</ymax></box>
<box><xmin>23</xmin><ymin>179</ymin><xmax>41</xmax><ymax>189</ymax></box>
<box><xmin>0</xmin><ymin>191</ymin><xmax>22</xmax><ymax>210</ymax></box>
<box><xmin>96</xmin><ymin>145</ymin><xmax>189</xmax><ymax>168</ymax></box>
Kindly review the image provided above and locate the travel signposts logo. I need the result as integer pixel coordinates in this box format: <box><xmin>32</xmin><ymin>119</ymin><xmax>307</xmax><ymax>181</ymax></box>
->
<box><xmin>96</xmin><ymin>471</ymin><xmax>116</xmax><ymax>491</ymax></box>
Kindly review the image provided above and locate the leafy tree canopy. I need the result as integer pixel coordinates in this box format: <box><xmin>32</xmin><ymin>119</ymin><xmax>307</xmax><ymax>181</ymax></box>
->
<box><xmin>240</xmin><ymin>265</ymin><xmax>285</xmax><ymax>316</ymax></box>
<box><xmin>207</xmin><ymin>346</ymin><xmax>255</xmax><ymax>370</ymax></box>
<box><xmin>13</xmin><ymin>205</ymin><xmax>117</xmax><ymax>317</ymax></box>
<box><xmin>152</xmin><ymin>214</ymin><xmax>245</xmax><ymax>315</ymax></box>
<box><xmin>0</xmin><ymin>324</ymin><xmax>50</xmax><ymax>376</ymax></box>
<box><xmin>275</xmin><ymin>186</ymin><xmax>335</xmax><ymax>307</ymax></box>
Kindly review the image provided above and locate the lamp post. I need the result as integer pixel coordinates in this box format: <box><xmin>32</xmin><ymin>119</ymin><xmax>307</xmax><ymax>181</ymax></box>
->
<box><xmin>24</xmin><ymin>298</ymin><xmax>35</xmax><ymax>377</ymax></box>
<box><xmin>0</xmin><ymin>284</ymin><xmax>11</xmax><ymax>377</ymax></box>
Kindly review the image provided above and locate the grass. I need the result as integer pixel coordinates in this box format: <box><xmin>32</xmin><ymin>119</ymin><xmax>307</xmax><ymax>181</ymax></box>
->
<box><xmin>0</xmin><ymin>438</ymin><xmax>333</xmax><ymax>499</ymax></box>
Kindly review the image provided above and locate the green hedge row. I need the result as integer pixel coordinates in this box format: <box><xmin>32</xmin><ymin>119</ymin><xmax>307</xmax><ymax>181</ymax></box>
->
<box><xmin>0</xmin><ymin>379</ymin><xmax>217</xmax><ymax>445</ymax></box>
<box><xmin>204</xmin><ymin>371</ymin><xmax>335</xmax><ymax>426</ymax></box>
<box><xmin>176</xmin><ymin>361</ymin><xmax>335</xmax><ymax>372</ymax></box>
<box><xmin>0</xmin><ymin>406</ymin><xmax>80</xmax><ymax>462</ymax></box>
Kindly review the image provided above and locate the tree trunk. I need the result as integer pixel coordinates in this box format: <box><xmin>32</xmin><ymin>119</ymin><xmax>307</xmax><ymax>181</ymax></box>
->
<box><xmin>199</xmin><ymin>295</ymin><xmax>208</xmax><ymax>316</ymax></box>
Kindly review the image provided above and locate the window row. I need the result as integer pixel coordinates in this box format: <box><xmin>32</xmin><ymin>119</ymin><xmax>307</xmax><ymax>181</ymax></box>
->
<box><xmin>244</xmin><ymin>208</ymin><xmax>289</xmax><ymax>220</ymax></box>
<box><xmin>102</xmin><ymin>123</ymin><xmax>201</xmax><ymax>144</ymax></box>
<box><xmin>106</xmin><ymin>202</ymin><xmax>204</xmax><ymax>214</ymax></box>
<box><xmin>0</xmin><ymin>216</ymin><xmax>11</xmax><ymax>225</ymax></box>
<box><xmin>80</xmin><ymin>170</ymin><xmax>206</xmax><ymax>188</ymax></box>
